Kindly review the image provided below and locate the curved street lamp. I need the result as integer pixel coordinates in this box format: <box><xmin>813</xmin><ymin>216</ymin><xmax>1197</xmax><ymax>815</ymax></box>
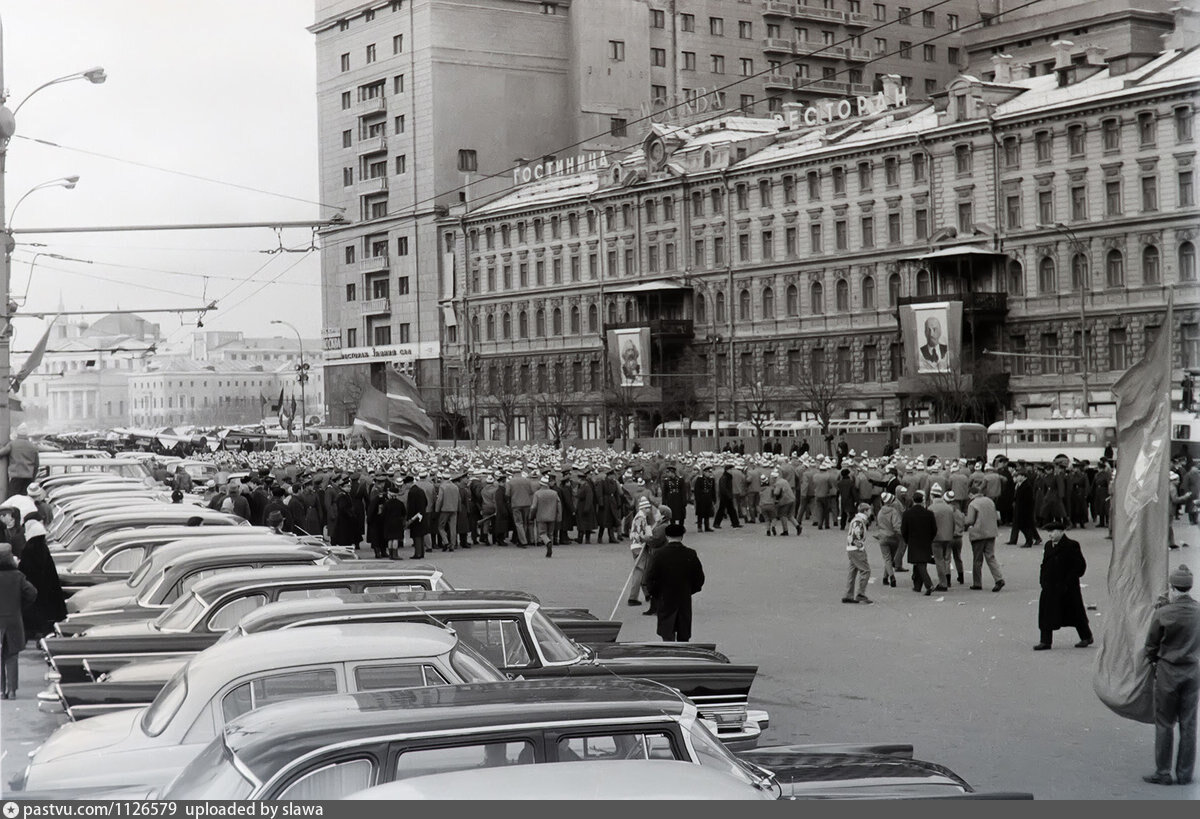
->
<box><xmin>271</xmin><ymin>319</ymin><xmax>307</xmax><ymax>440</ymax></box>
<box><xmin>12</xmin><ymin>67</ymin><xmax>106</xmax><ymax>116</ymax></box>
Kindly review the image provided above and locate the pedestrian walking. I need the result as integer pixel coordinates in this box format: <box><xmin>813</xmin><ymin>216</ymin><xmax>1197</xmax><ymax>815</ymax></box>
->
<box><xmin>1032</xmin><ymin>520</ymin><xmax>1092</xmax><ymax>650</ymax></box>
<box><xmin>713</xmin><ymin>464</ymin><xmax>741</xmax><ymax>529</ymax></box>
<box><xmin>0</xmin><ymin>543</ymin><xmax>36</xmax><ymax>699</ymax></box>
<box><xmin>965</xmin><ymin>488</ymin><xmax>1004</xmax><ymax>592</ymax></box>
<box><xmin>900</xmin><ymin>491</ymin><xmax>937</xmax><ymax>596</ymax></box>
<box><xmin>692</xmin><ymin>466</ymin><xmax>716</xmax><ymax>533</ymax></box>
<box><xmin>404</xmin><ymin>475</ymin><xmax>430</xmax><ymax>560</ymax></box>
<box><xmin>644</xmin><ymin>523</ymin><xmax>705</xmax><ymax>642</ymax></box>
<box><xmin>873</xmin><ymin>492</ymin><xmax>903</xmax><ymax>588</ymax></box>
<box><xmin>928</xmin><ymin>484</ymin><xmax>956</xmax><ymax>592</ymax></box>
<box><xmin>0</xmin><ymin>424</ymin><xmax>39</xmax><ymax>497</ymax></box>
<box><xmin>1142</xmin><ymin>564</ymin><xmax>1198</xmax><ymax>786</ymax></box>
<box><xmin>1008</xmin><ymin>472</ymin><xmax>1041</xmax><ymax>547</ymax></box>
<box><xmin>17</xmin><ymin>516</ymin><xmax>66</xmax><ymax>642</ymax></box>
<box><xmin>842</xmin><ymin>503</ymin><xmax>873</xmax><ymax>604</ymax></box>
<box><xmin>532</xmin><ymin>476</ymin><xmax>561</xmax><ymax>558</ymax></box>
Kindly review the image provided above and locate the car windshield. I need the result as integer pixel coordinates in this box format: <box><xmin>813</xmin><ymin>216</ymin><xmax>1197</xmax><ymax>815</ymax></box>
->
<box><xmin>433</xmin><ymin>575</ymin><xmax>455</xmax><ymax>591</ymax></box>
<box><xmin>141</xmin><ymin>666</ymin><xmax>188</xmax><ymax>737</ymax></box>
<box><xmin>50</xmin><ymin>512</ymin><xmax>75</xmax><ymax>541</ymax></box>
<box><xmin>66</xmin><ymin>546</ymin><xmax>101</xmax><ymax>574</ymax></box>
<box><xmin>127</xmin><ymin>555</ymin><xmax>158</xmax><ymax>588</ymax></box>
<box><xmin>528</xmin><ymin>610</ymin><xmax>583</xmax><ymax>664</ymax></box>
<box><xmin>212</xmin><ymin>625</ymin><xmax>246</xmax><ymax>646</ymax></box>
<box><xmin>155</xmin><ymin>592</ymin><xmax>206</xmax><ymax>632</ymax></box>
<box><xmin>161</xmin><ymin>738</ymin><xmax>255</xmax><ymax>800</ymax></box>
<box><xmin>449</xmin><ymin>642</ymin><xmax>507</xmax><ymax>682</ymax></box>
<box><xmin>685</xmin><ymin>717</ymin><xmax>760</xmax><ymax>787</ymax></box>
<box><xmin>134</xmin><ymin>570</ymin><xmax>170</xmax><ymax>606</ymax></box>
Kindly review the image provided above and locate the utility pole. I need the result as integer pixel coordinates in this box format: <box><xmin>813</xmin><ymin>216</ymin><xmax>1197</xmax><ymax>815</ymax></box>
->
<box><xmin>271</xmin><ymin>320</ymin><xmax>307</xmax><ymax>441</ymax></box>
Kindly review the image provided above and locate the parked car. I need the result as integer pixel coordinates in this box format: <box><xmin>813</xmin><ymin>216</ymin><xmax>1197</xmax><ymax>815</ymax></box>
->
<box><xmin>144</xmin><ymin>679</ymin><xmax>1005</xmax><ymax>801</ymax></box>
<box><xmin>14</xmin><ymin>623</ymin><xmax>507</xmax><ymax>793</ymax></box>
<box><xmin>345</xmin><ymin>760</ymin><xmax>775</xmax><ymax>801</ymax></box>
<box><xmin>49</xmin><ymin>591</ymin><xmax>762</xmax><ymax>747</ymax></box>
<box><xmin>61</xmin><ymin>526</ymin><xmax>320</xmax><ymax>597</ymax></box>
<box><xmin>52</xmin><ymin>540</ymin><xmax>348</xmax><ymax>641</ymax></box>
<box><xmin>50</xmin><ymin>506</ymin><xmax>248</xmax><ymax>554</ymax></box>
<box><xmin>38</xmin><ymin>457</ymin><xmax>154</xmax><ymax>481</ymax></box>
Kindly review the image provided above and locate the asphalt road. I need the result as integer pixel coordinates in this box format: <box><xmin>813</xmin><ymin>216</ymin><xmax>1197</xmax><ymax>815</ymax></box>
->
<box><xmin>3</xmin><ymin>515</ymin><xmax>1198</xmax><ymax>800</ymax></box>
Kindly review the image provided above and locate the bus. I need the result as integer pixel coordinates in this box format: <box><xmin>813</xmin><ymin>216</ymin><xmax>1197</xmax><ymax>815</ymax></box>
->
<box><xmin>1171</xmin><ymin>410</ymin><xmax>1200</xmax><ymax>460</ymax></box>
<box><xmin>652</xmin><ymin>421</ymin><xmax>740</xmax><ymax>439</ymax></box>
<box><xmin>898</xmin><ymin>423</ymin><xmax>988</xmax><ymax>464</ymax></box>
<box><xmin>986</xmin><ymin>417</ymin><xmax>1117</xmax><ymax>465</ymax></box>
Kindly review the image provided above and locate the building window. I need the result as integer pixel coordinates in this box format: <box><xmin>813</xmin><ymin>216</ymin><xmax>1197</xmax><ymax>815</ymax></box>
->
<box><xmin>899</xmin><ymin>41</ymin><xmax>912</xmax><ymax>59</ymax></box>
<box><xmin>714</xmin><ymin>237</ymin><xmax>725</xmax><ymax>265</ymax></box>
<box><xmin>835</xmin><ymin>278</ymin><xmax>850</xmax><ymax>311</ymax></box>
<box><xmin>1067</xmin><ymin>124</ymin><xmax>1086</xmax><ymax>157</ymax></box>
<box><xmin>365</xmin><ymin>44</ymin><xmax>376</xmax><ymax>63</ymax></box>
<box><xmin>710</xmin><ymin>16</ymin><xmax>724</xmax><ymax>35</ymax></box>
<box><xmin>1070</xmin><ymin>184</ymin><xmax>1087</xmax><ymax>221</ymax></box>
<box><xmin>1181</xmin><ymin>171</ymin><xmax>1195</xmax><ymax>207</ymax></box>
<box><xmin>810</xmin><ymin>222</ymin><xmax>823</xmax><ymax>253</ymax></box>
<box><xmin>1141</xmin><ymin>245</ymin><xmax>1160</xmax><ymax>284</ymax></box>
<box><xmin>882</xmin><ymin>156</ymin><xmax>898</xmax><ymax>187</ymax></box>
<box><xmin>740</xmin><ymin>58</ymin><xmax>754</xmax><ymax>76</ymax></box>
<box><xmin>1003</xmin><ymin>194</ymin><xmax>1021</xmax><ymax>229</ymax></box>
<box><xmin>346</xmin><ymin>283</ymin><xmax>357</xmax><ymax>301</ymax></box>
<box><xmin>1176</xmin><ymin>106</ymin><xmax>1194</xmax><ymax>142</ymax></box>
<box><xmin>651</xmin><ymin>47</ymin><xmax>666</xmax><ymax>67</ymax></box>
<box><xmin>651</xmin><ymin>8</ymin><xmax>665</xmax><ymax>27</ymax></box>
<box><xmin>740</xmin><ymin>20</ymin><xmax>753</xmax><ymax>38</ymax></box>
<box><xmin>858</xmin><ymin>162</ymin><xmax>873</xmax><ymax>192</ymax></box>
<box><xmin>738</xmin><ymin>288</ymin><xmax>751</xmax><ymax>320</ymax></box>
<box><xmin>1138</xmin><ymin>111</ymin><xmax>1156</xmax><ymax>146</ymax></box>
<box><xmin>835</xmin><ymin>219</ymin><xmax>848</xmax><ymax>250</ymax></box>
<box><xmin>738</xmin><ymin>233</ymin><xmax>750</xmax><ymax>261</ymax></box>
<box><xmin>1036</xmin><ymin>190</ymin><xmax>1054</xmax><ymax>226</ymax></box>
<box><xmin>1102</xmin><ymin>118</ymin><xmax>1120</xmax><ymax>151</ymax></box>
<box><xmin>956</xmin><ymin>200</ymin><xmax>973</xmax><ymax>232</ymax></box>
<box><xmin>758</xmin><ymin>179</ymin><xmax>772</xmax><ymax>208</ymax></box>
<box><xmin>340</xmin><ymin>91</ymin><xmax>352</xmax><ymax>110</ymax></box>
<box><xmin>395</xmin><ymin>155</ymin><xmax>407</xmax><ymax>174</ymax></box>
<box><xmin>836</xmin><ymin>346</ymin><xmax>852</xmax><ymax>382</ymax></box>
<box><xmin>342</xmin><ymin>167</ymin><xmax>354</xmax><ymax>187</ymax></box>
<box><xmin>860</xmin><ymin>215</ymin><xmax>874</xmax><ymax>248</ymax></box>
<box><xmin>954</xmin><ymin>144</ymin><xmax>971</xmax><ymax>175</ymax></box>
<box><xmin>1180</xmin><ymin>241</ymin><xmax>1196</xmax><ymax>281</ymax></box>
<box><xmin>609</xmin><ymin>40</ymin><xmax>625</xmax><ymax>61</ymax></box>
<box><xmin>394</xmin><ymin>74</ymin><xmax>405</xmax><ymax>93</ymax></box>
<box><xmin>888</xmin><ymin>273</ymin><xmax>902</xmax><ymax>306</ymax></box>
<box><xmin>832</xmin><ymin>166</ymin><xmax>846</xmax><ymax>195</ymax></box>
<box><xmin>346</xmin><ymin>328</ymin><xmax>357</xmax><ymax>348</ymax></box>
<box><xmin>810</xmin><ymin>281</ymin><xmax>824</xmax><ymax>314</ymax></box>
<box><xmin>785</xmin><ymin>226</ymin><xmax>798</xmax><ymax>258</ymax></box>
<box><xmin>923</xmin><ymin>44</ymin><xmax>935</xmax><ymax>61</ymax></box>
<box><xmin>715</xmin><ymin>291</ymin><xmax>726</xmax><ymax>323</ymax></box>
<box><xmin>1038</xmin><ymin>256</ymin><xmax>1056</xmax><ymax>294</ymax></box>
<box><xmin>342</xmin><ymin>130</ymin><xmax>353</xmax><ymax>148</ymax></box>
<box><xmin>340</xmin><ymin>53</ymin><xmax>350</xmax><ymax>72</ymax></box>
<box><xmin>863</xmin><ymin>345</ymin><xmax>879</xmax><ymax>381</ymax></box>
<box><xmin>1141</xmin><ymin>176</ymin><xmax>1158</xmax><ymax>211</ymax></box>
<box><xmin>680</xmin><ymin>13</ymin><xmax>694</xmax><ymax>31</ymax></box>
<box><xmin>682</xmin><ymin>51</ymin><xmax>696</xmax><ymax>71</ymax></box>
<box><xmin>861</xmin><ymin>275</ymin><xmax>876</xmax><ymax>309</ymax></box>
<box><xmin>1105</xmin><ymin>180</ymin><xmax>1122</xmax><ymax>216</ymax></box>
<box><xmin>1106</xmin><ymin>249</ymin><xmax>1124</xmax><ymax>287</ymax></box>
<box><xmin>762</xmin><ymin>286</ymin><xmax>775</xmax><ymax>318</ymax></box>
<box><xmin>696</xmin><ymin>294</ymin><xmax>707</xmax><ymax>325</ymax></box>
<box><xmin>552</xmin><ymin>307</ymin><xmax>563</xmax><ymax>335</ymax></box>
<box><xmin>710</xmin><ymin>54</ymin><xmax>725</xmax><ymax>74</ymax></box>
<box><xmin>810</xmin><ymin>348</ymin><xmax>826</xmax><ymax>382</ymax></box>
<box><xmin>1108</xmin><ymin>328</ymin><xmax>1128</xmax><ymax>371</ymax></box>
<box><xmin>916</xmin><ymin>268</ymin><xmax>932</xmax><ymax>296</ymax></box>
<box><xmin>761</xmin><ymin>230</ymin><xmax>774</xmax><ymax>260</ymax></box>
<box><xmin>912</xmin><ymin>152</ymin><xmax>926</xmax><ymax>182</ymax></box>
<box><xmin>785</xmin><ymin>284</ymin><xmax>800</xmax><ymax>317</ymax></box>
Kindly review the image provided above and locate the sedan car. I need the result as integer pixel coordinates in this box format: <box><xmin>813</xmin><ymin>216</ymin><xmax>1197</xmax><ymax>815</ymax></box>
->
<box><xmin>51</xmin><ymin>506</ymin><xmax>247</xmax><ymax>554</ymax></box>
<box><xmin>51</xmin><ymin>591</ymin><xmax>763</xmax><ymax>746</ymax></box>
<box><xmin>147</xmin><ymin>679</ymin><xmax>1007</xmax><ymax>801</ymax></box>
<box><xmin>15</xmin><ymin>623</ymin><xmax>506</xmax><ymax>793</ymax></box>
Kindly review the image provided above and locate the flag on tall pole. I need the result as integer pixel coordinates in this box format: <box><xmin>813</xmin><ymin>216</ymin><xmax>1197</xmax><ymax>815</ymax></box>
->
<box><xmin>1093</xmin><ymin>293</ymin><xmax>1173</xmax><ymax>723</ymax></box>
<box><xmin>351</xmin><ymin>367</ymin><xmax>434</xmax><ymax>450</ymax></box>
<box><xmin>10</xmin><ymin>316</ymin><xmax>57</xmax><ymax>392</ymax></box>
<box><xmin>270</xmin><ymin>387</ymin><xmax>285</xmax><ymax>414</ymax></box>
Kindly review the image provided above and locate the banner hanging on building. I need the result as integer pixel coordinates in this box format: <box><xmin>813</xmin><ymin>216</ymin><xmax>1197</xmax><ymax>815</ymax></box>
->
<box><xmin>608</xmin><ymin>327</ymin><xmax>650</xmax><ymax>388</ymax></box>
<box><xmin>898</xmin><ymin>300</ymin><xmax>963</xmax><ymax>376</ymax></box>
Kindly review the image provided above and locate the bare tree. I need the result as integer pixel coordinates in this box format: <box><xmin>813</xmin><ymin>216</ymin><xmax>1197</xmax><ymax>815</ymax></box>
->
<box><xmin>658</xmin><ymin>346</ymin><xmax>706</xmax><ymax>424</ymax></box>
<box><xmin>792</xmin><ymin>355</ymin><xmax>848</xmax><ymax>457</ymax></box>
<box><xmin>921</xmin><ymin>358</ymin><xmax>1008</xmax><ymax>424</ymax></box>
<box><xmin>484</xmin><ymin>367</ymin><xmax>522</xmax><ymax>445</ymax></box>
<box><xmin>605</xmin><ymin>376</ymin><xmax>641</xmax><ymax>451</ymax></box>
<box><xmin>533</xmin><ymin>381</ymin><xmax>576</xmax><ymax>447</ymax></box>
<box><xmin>741</xmin><ymin>379</ymin><xmax>780</xmax><ymax>452</ymax></box>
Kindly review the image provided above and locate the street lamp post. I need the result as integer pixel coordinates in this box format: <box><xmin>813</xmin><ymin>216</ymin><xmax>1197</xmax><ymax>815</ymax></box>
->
<box><xmin>1038</xmin><ymin>221</ymin><xmax>1090</xmax><ymax>416</ymax></box>
<box><xmin>0</xmin><ymin>13</ymin><xmax>106</xmax><ymax>495</ymax></box>
<box><xmin>271</xmin><ymin>320</ymin><xmax>307</xmax><ymax>441</ymax></box>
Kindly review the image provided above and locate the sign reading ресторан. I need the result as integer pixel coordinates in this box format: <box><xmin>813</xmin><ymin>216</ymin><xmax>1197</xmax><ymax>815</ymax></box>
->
<box><xmin>512</xmin><ymin>152</ymin><xmax>611</xmax><ymax>185</ymax></box>
<box><xmin>325</xmin><ymin>341</ymin><xmax>440</xmax><ymax>365</ymax></box>
<box><xmin>776</xmin><ymin>87</ymin><xmax>908</xmax><ymax>128</ymax></box>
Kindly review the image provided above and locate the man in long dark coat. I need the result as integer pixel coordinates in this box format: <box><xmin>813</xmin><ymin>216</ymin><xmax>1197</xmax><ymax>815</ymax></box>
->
<box><xmin>597</xmin><ymin>469</ymin><xmax>622</xmax><ymax>544</ymax></box>
<box><xmin>900</xmin><ymin>491</ymin><xmax>937</xmax><ymax>596</ymax></box>
<box><xmin>493</xmin><ymin>474</ymin><xmax>513</xmax><ymax>547</ymax></box>
<box><xmin>573</xmin><ymin>471</ymin><xmax>597</xmax><ymax>544</ymax></box>
<box><xmin>644</xmin><ymin>523</ymin><xmax>705</xmax><ymax>642</ymax></box>
<box><xmin>1033</xmin><ymin>519</ymin><xmax>1093</xmax><ymax>650</ymax></box>
<box><xmin>1008</xmin><ymin>472</ymin><xmax>1041</xmax><ymax>548</ymax></box>
<box><xmin>404</xmin><ymin>475</ymin><xmax>429</xmax><ymax>560</ymax></box>
<box><xmin>660</xmin><ymin>464</ymin><xmax>688</xmax><ymax>525</ymax></box>
<box><xmin>692</xmin><ymin>466</ymin><xmax>716</xmax><ymax>532</ymax></box>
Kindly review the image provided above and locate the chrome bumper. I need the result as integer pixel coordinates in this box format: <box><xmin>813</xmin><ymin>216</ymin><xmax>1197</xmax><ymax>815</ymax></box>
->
<box><xmin>36</xmin><ymin>688</ymin><xmax>64</xmax><ymax>714</ymax></box>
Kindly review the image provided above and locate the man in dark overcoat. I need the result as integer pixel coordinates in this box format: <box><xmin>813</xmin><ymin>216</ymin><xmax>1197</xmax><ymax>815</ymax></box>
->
<box><xmin>660</xmin><ymin>464</ymin><xmax>688</xmax><ymax>525</ymax></box>
<box><xmin>1142</xmin><ymin>564</ymin><xmax>1199</xmax><ymax>786</ymax></box>
<box><xmin>573</xmin><ymin>471</ymin><xmax>597</xmax><ymax>544</ymax></box>
<box><xmin>404</xmin><ymin>475</ymin><xmax>430</xmax><ymax>560</ymax></box>
<box><xmin>692</xmin><ymin>466</ymin><xmax>716</xmax><ymax>532</ymax></box>
<box><xmin>493</xmin><ymin>474</ymin><xmax>513</xmax><ymax>546</ymax></box>
<box><xmin>597</xmin><ymin>469</ymin><xmax>622</xmax><ymax>544</ymax></box>
<box><xmin>1008</xmin><ymin>471</ymin><xmax>1040</xmax><ymax>547</ymax></box>
<box><xmin>900</xmin><ymin>491</ymin><xmax>937</xmax><ymax>596</ymax></box>
<box><xmin>644</xmin><ymin>523</ymin><xmax>705</xmax><ymax>642</ymax></box>
<box><xmin>1033</xmin><ymin>519</ymin><xmax>1093</xmax><ymax>650</ymax></box>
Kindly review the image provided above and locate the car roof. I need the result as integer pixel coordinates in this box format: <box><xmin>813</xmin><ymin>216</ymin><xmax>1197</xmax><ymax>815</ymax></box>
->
<box><xmin>346</xmin><ymin>760</ymin><xmax>768</xmax><ymax>801</ymax></box>
<box><xmin>237</xmin><ymin>590</ymin><xmax>540</xmax><ymax>633</ymax></box>
<box><xmin>78</xmin><ymin>507</ymin><xmax>238</xmax><ymax>524</ymax></box>
<box><xmin>189</xmin><ymin>564</ymin><xmax>444</xmax><ymax>601</ymax></box>
<box><xmin>185</xmin><ymin>623</ymin><xmax>459</xmax><ymax>686</ymax></box>
<box><xmin>155</xmin><ymin>541</ymin><xmax>327</xmax><ymax>572</ymax></box>
<box><xmin>226</xmin><ymin>678</ymin><xmax>689</xmax><ymax>777</ymax></box>
<box><xmin>90</xmin><ymin>527</ymin><xmax>284</xmax><ymax>554</ymax></box>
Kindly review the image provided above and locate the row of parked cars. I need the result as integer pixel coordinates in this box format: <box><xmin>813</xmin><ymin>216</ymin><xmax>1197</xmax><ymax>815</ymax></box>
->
<box><xmin>11</xmin><ymin>463</ymin><xmax>1030</xmax><ymax>799</ymax></box>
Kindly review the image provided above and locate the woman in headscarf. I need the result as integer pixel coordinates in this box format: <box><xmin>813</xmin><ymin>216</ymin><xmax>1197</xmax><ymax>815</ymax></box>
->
<box><xmin>0</xmin><ymin>542</ymin><xmax>37</xmax><ymax>699</ymax></box>
<box><xmin>17</xmin><ymin>514</ymin><xmax>66</xmax><ymax>642</ymax></box>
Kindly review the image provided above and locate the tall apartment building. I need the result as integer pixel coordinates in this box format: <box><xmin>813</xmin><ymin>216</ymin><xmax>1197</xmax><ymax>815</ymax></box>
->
<box><xmin>963</xmin><ymin>0</ymin><xmax>1185</xmax><ymax>78</ymax></box>
<box><xmin>311</xmin><ymin>0</ymin><xmax>980</xmax><ymax>425</ymax></box>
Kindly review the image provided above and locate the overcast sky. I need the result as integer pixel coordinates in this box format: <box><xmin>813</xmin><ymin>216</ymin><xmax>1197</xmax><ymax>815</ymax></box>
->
<box><xmin>3</xmin><ymin>1</ymin><xmax>325</xmax><ymax>354</ymax></box>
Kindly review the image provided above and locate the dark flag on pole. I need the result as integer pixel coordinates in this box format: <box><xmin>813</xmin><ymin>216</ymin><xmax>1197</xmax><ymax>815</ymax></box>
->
<box><xmin>270</xmin><ymin>387</ymin><xmax>285</xmax><ymax>414</ymax></box>
<box><xmin>351</xmin><ymin>368</ymin><xmax>434</xmax><ymax>450</ymax></box>
<box><xmin>1093</xmin><ymin>294</ymin><xmax>1173</xmax><ymax>723</ymax></box>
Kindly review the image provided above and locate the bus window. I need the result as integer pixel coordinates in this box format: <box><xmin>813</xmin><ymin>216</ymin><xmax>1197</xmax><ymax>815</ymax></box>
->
<box><xmin>901</xmin><ymin>433</ymin><xmax>912</xmax><ymax>445</ymax></box>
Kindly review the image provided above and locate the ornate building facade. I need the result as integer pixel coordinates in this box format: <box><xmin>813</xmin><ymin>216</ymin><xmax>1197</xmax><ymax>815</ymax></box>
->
<box><xmin>437</xmin><ymin>44</ymin><xmax>1199</xmax><ymax>442</ymax></box>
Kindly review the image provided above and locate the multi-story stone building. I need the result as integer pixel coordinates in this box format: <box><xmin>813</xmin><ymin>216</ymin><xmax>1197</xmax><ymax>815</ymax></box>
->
<box><xmin>311</xmin><ymin>0</ymin><xmax>980</xmax><ymax>425</ymax></box>
<box><xmin>437</xmin><ymin>42</ymin><xmax>1199</xmax><ymax>441</ymax></box>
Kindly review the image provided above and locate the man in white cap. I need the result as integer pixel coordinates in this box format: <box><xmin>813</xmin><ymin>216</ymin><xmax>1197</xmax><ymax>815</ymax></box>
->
<box><xmin>0</xmin><ymin>424</ymin><xmax>39</xmax><ymax>497</ymax></box>
<box><xmin>1142</xmin><ymin>563</ymin><xmax>1198</xmax><ymax>785</ymax></box>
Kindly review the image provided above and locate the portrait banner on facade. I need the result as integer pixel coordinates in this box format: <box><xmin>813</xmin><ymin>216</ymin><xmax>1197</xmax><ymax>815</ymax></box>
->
<box><xmin>898</xmin><ymin>300</ymin><xmax>963</xmax><ymax>376</ymax></box>
<box><xmin>608</xmin><ymin>327</ymin><xmax>650</xmax><ymax>388</ymax></box>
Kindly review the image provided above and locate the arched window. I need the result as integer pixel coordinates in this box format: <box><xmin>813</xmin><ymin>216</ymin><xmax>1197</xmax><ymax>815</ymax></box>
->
<box><xmin>486</xmin><ymin>314</ymin><xmax>496</xmax><ymax>341</ymax></box>
<box><xmin>1038</xmin><ymin>256</ymin><xmax>1056</xmax><ymax>294</ymax></box>
<box><xmin>552</xmin><ymin>307</ymin><xmax>563</xmax><ymax>335</ymax></box>
<box><xmin>715</xmin><ymin>291</ymin><xmax>727</xmax><ymax>323</ymax></box>
<box><xmin>810</xmin><ymin>281</ymin><xmax>824</xmax><ymax>314</ymax></box>
<box><xmin>1179</xmin><ymin>241</ymin><xmax>1196</xmax><ymax>281</ymax></box>
<box><xmin>1070</xmin><ymin>253</ymin><xmax>1087</xmax><ymax>291</ymax></box>
<box><xmin>761</xmin><ymin>286</ymin><xmax>775</xmax><ymax>318</ymax></box>
<box><xmin>570</xmin><ymin>305</ymin><xmax>580</xmax><ymax>334</ymax></box>
<box><xmin>915</xmin><ymin>268</ymin><xmax>932</xmax><ymax>296</ymax></box>
<box><xmin>518</xmin><ymin>310</ymin><xmax>529</xmax><ymax>338</ymax></box>
<box><xmin>471</xmin><ymin>316</ymin><xmax>480</xmax><ymax>342</ymax></box>
<box><xmin>587</xmin><ymin>303</ymin><xmax>598</xmax><ymax>333</ymax></box>
<box><xmin>696</xmin><ymin>293</ymin><xmax>707</xmax><ymax>324</ymax></box>
<box><xmin>501</xmin><ymin>311</ymin><xmax>512</xmax><ymax>340</ymax></box>
<box><xmin>607</xmin><ymin>301</ymin><xmax>617</xmax><ymax>325</ymax></box>
<box><xmin>1106</xmin><ymin>249</ymin><xmax>1124</xmax><ymax>287</ymax></box>
<box><xmin>861</xmin><ymin>275</ymin><xmax>876</xmax><ymax>310</ymax></box>
<box><xmin>624</xmin><ymin>300</ymin><xmax>634</xmax><ymax>322</ymax></box>
<box><xmin>738</xmin><ymin>288</ymin><xmax>751</xmax><ymax>321</ymax></box>
<box><xmin>786</xmin><ymin>284</ymin><xmax>799</xmax><ymax>316</ymax></box>
<box><xmin>835</xmin><ymin>278</ymin><xmax>849</xmax><ymax>312</ymax></box>
<box><xmin>535</xmin><ymin>309</ymin><xmax>546</xmax><ymax>337</ymax></box>
<box><xmin>1142</xmin><ymin>245</ymin><xmax>1160</xmax><ymax>285</ymax></box>
<box><xmin>888</xmin><ymin>273</ymin><xmax>901</xmax><ymax>306</ymax></box>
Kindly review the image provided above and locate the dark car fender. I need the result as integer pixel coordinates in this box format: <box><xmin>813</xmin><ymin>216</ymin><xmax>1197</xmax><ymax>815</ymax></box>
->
<box><xmin>41</xmin><ymin>633</ymin><xmax>217</xmax><ymax>683</ymax></box>
<box><xmin>56</xmin><ymin>681</ymin><xmax>164</xmax><ymax>720</ymax></box>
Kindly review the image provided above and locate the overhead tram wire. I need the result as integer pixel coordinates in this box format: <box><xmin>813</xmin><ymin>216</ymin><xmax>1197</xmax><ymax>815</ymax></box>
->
<box><xmin>323</xmin><ymin>0</ymin><xmax>1041</xmax><ymax>224</ymax></box>
<box><xmin>11</xmin><ymin>249</ymin><xmax>323</xmax><ymax>287</ymax></box>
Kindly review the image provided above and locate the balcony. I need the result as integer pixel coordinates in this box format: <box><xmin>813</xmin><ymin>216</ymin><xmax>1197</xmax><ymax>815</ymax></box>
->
<box><xmin>356</xmin><ymin>95</ymin><xmax>386</xmax><ymax>115</ymax></box>
<box><xmin>793</xmin><ymin>5</ymin><xmax>844</xmax><ymax>23</ymax></box>
<box><xmin>805</xmin><ymin>78</ymin><xmax>849</xmax><ymax>94</ymax></box>
<box><xmin>849</xmin><ymin>82</ymin><xmax>874</xmax><ymax>96</ymax></box>
<box><xmin>357</xmin><ymin>175</ymin><xmax>388</xmax><ymax>193</ymax></box>
<box><xmin>356</xmin><ymin>135</ymin><xmax>387</xmax><ymax>155</ymax></box>
<box><xmin>358</xmin><ymin>255</ymin><xmax>391</xmax><ymax>274</ymax></box>
<box><xmin>604</xmin><ymin>319</ymin><xmax>695</xmax><ymax>339</ymax></box>
<box><xmin>813</xmin><ymin>44</ymin><xmax>848</xmax><ymax>59</ymax></box>
<box><xmin>845</xmin><ymin>47</ymin><xmax>873</xmax><ymax>62</ymax></box>
<box><xmin>763</xmin><ymin>0</ymin><xmax>795</xmax><ymax>16</ymax></box>
<box><xmin>764</xmin><ymin>73</ymin><xmax>795</xmax><ymax>90</ymax></box>
<box><xmin>898</xmin><ymin>291</ymin><xmax>1009</xmax><ymax>317</ymax></box>
<box><xmin>763</xmin><ymin>37</ymin><xmax>796</xmax><ymax>53</ymax></box>
<box><xmin>359</xmin><ymin>297</ymin><xmax>391</xmax><ymax>316</ymax></box>
<box><xmin>844</xmin><ymin>11</ymin><xmax>870</xmax><ymax>26</ymax></box>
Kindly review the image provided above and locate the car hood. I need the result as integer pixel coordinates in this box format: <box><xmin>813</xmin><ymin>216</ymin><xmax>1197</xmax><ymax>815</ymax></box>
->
<box><xmin>68</xmin><ymin>583</ymin><xmax>137</xmax><ymax>614</ymax></box>
<box><xmin>32</xmin><ymin>707</ymin><xmax>143</xmax><ymax>765</ymax></box>
<box><xmin>738</xmin><ymin>750</ymin><xmax>971</xmax><ymax>798</ymax></box>
<box><xmin>588</xmin><ymin>642</ymin><xmax>732</xmax><ymax>665</ymax></box>
<box><xmin>77</xmin><ymin>620</ymin><xmax>161</xmax><ymax>638</ymax></box>
<box><xmin>103</xmin><ymin>657</ymin><xmax>189</xmax><ymax>684</ymax></box>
